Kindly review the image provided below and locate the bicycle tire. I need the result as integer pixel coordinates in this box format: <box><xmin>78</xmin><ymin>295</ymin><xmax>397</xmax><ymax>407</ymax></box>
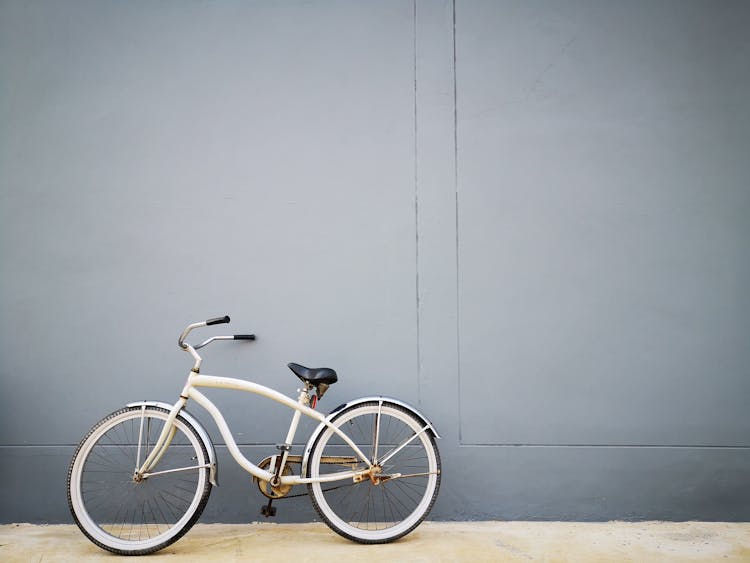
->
<box><xmin>306</xmin><ymin>401</ymin><xmax>441</xmax><ymax>543</ymax></box>
<box><xmin>67</xmin><ymin>406</ymin><xmax>212</xmax><ymax>555</ymax></box>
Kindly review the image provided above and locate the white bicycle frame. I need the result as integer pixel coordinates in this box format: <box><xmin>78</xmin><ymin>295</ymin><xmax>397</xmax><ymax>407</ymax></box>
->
<box><xmin>136</xmin><ymin>372</ymin><xmax>372</xmax><ymax>487</ymax></box>
<box><xmin>133</xmin><ymin>320</ymin><xmax>436</xmax><ymax>488</ymax></box>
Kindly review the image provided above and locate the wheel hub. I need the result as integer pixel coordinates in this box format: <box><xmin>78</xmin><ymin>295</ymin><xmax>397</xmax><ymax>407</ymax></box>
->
<box><xmin>352</xmin><ymin>465</ymin><xmax>384</xmax><ymax>485</ymax></box>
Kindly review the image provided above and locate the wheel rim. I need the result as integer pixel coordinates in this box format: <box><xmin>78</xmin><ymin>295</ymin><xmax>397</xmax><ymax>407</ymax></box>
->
<box><xmin>69</xmin><ymin>408</ymin><xmax>208</xmax><ymax>551</ymax></box>
<box><xmin>309</xmin><ymin>404</ymin><xmax>439</xmax><ymax>541</ymax></box>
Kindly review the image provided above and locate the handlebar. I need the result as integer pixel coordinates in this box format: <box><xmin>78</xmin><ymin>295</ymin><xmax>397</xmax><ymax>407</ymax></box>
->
<box><xmin>178</xmin><ymin>315</ymin><xmax>256</xmax><ymax>372</ymax></box>
<box><xmin>178</xmin><ymin>315</ymin><xmax>255</xmax><ymax>350</ymax></box>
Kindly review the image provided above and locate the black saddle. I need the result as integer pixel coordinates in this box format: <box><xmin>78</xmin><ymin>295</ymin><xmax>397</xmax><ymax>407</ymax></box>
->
<box><xmin>287</xmin><ymin>363</ymin><xmax>338</xmax><ymax>385</ymax></box>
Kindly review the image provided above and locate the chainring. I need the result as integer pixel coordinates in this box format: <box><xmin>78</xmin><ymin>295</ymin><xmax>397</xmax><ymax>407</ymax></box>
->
<box><xmin>255</xmin><ymin>456</ymin><xmax>294</xmax><ymax>499</ymax></box>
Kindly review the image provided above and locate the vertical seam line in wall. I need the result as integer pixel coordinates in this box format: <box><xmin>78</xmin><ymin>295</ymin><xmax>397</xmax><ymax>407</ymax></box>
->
<box><xmin>414</xmin><ymin>0</ymin><xmax>422</xmax><ymax>406</ymax></box>
<box><xmin>453</xmin><ymin>0</ymin><xmax>462</xmax><ymax>443</ymax></box>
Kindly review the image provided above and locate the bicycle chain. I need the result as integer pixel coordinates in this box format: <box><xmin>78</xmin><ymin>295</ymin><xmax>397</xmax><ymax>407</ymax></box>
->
<box><xmin>271</xmin><ymin>483</ymin><xmax>352</xmax><ymax>500</ymax></box>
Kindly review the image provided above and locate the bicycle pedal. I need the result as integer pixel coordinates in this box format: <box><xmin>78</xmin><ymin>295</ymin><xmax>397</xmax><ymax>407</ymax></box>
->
<box><xmin>260</xmin><ymin>502</ymin><xmax>277</xmax><ymax>517</ymax></box>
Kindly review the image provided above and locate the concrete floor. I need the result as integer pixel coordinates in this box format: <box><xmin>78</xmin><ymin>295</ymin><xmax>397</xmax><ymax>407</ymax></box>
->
<box><xmin>1</xmin><ymin>522</ymin><xmax>749</xmax><ymax>562</ymax></box>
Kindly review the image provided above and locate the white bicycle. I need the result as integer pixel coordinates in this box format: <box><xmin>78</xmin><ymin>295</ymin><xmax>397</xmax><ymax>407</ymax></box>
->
<box><xmin>67</xmin><ymin>316</ymin><xmax>441</xmax><ymax>555</ymax></box>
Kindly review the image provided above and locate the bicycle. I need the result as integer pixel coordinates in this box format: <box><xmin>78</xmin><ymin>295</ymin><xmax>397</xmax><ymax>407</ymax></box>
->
<box><xmin>67</xmin><ymin>316</ymin><xmax>441</xmax><ymax>555</ymax></box>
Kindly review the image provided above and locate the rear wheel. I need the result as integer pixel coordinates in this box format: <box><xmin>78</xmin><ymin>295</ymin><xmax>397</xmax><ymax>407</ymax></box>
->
<box><xmin>307</xmin><ymin>402</ymin><xmax>441</xmax><ymax>543</ymax></box>
<box><xmin>67</xmin><ymin>406</ymin><xmax>212</xmax><ymax>555</ymax></box>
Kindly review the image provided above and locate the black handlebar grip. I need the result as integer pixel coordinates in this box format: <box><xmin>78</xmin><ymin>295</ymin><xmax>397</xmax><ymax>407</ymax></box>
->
<box><xmin>206</xmin><ymin>315</ymin><xmax>230</xmax><ymax>326</ymax></box>
<box><xmin>234</xmin><ymin>334</ymin><xmax>256</xmax><ymax>340</ymax></box>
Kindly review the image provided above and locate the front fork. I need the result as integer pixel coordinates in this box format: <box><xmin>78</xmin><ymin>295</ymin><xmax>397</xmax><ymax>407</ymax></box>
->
<box><xmin>134</xmin><ymin>397</ymin><xmax>186</xmax><ymax>480</ymax></box>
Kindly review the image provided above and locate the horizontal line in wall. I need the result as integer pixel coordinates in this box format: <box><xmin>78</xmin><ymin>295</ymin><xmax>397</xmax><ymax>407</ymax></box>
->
<box><xmin>2</xmin><ymin>443</ymin><xmax>749</xmax><ymax>450</ymax></box>
<box><xmin>459</xmin><ymin>443</ymin><xmax>750</xmax><ymax>449</ymax></box>
<box><xmin>0</xmin><ymin>443</ymin><xmax>310</xmax><ymax>448</ymax></box>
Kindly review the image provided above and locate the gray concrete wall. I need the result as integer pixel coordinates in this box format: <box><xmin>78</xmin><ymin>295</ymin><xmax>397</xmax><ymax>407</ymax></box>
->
<box><xmin>1</xmin><ymin>0</ymin><xmax>748</xmax><ymax>523</ymax></box>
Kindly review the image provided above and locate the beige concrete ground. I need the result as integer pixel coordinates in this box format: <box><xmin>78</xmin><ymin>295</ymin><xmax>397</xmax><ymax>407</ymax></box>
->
<box><xmin>1</xmin><ymin>521</ymin><xmax>749</xmax><ymax>562</ymax></box>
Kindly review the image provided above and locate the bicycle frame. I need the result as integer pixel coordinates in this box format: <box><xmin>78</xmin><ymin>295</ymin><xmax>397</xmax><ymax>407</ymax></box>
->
<box><xmin>137</xmin><ymin>370</ymin><xmax>374</xmax><ymax>487</ymax></box>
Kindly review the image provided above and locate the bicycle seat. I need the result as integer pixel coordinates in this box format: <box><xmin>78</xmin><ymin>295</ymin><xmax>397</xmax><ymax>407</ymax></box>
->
<box><xmin>287</xmin><ymin>363</ymin><xmax>338</xmax><ymax>385</ymax></box>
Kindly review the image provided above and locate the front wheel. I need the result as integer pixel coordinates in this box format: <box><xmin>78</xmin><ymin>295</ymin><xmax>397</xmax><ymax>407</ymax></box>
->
<box><xmin>307</xmin><ymin>401</ymin><xmax>441</xmax><ymax>543</ymax></box>
<box><xmin>67</xmin><ymin>406</ymin><xmax>212</xmax><ymax>555</ymax></box>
